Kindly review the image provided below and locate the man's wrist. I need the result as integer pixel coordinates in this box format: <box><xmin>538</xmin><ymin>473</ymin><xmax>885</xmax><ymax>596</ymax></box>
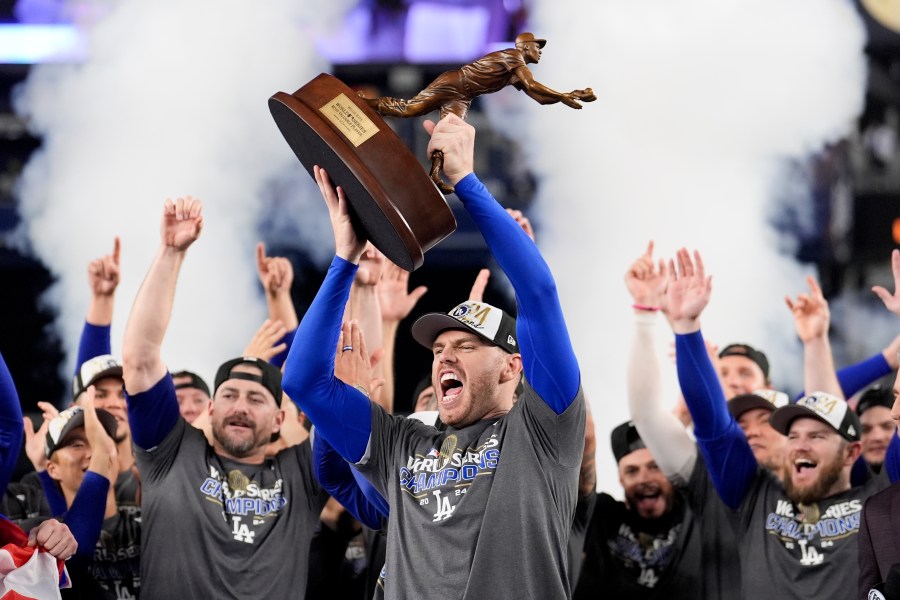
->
<box><xmin>671</xmin><ymin>318</ymin><xmax>701</xmax><ymax>335</ymax></box>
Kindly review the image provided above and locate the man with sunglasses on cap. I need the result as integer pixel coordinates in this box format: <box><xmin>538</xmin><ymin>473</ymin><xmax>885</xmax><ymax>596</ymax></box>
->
<box><xmin>663</xmin><ymin>248</ymin><xmax>896</xmax><ymax>600</ymax></box>
<box><xmin>121</xmin><ymin>196</ymin><xmax>328</xmax><ymax>599</ymax></box>
<box><xmin>284</xmin><ymin>114</ymin><xmax>584</xmax><ymax>599</ymax></box>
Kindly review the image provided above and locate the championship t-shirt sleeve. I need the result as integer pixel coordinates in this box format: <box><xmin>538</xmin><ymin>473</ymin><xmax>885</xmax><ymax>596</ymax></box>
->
<box><xmin>125</xmin><ymin>372</ymin><xmax>181</xmax><ymax>451</ymax></box>
<box><xmin>518</xmin><ymin>382</ymin><xmax>586</xmax><ymax>468</ymax></box>
<box><xmin>454</xmin><ymin>174</ymin><xmax>580</xmax><ymax>414</ymax></box>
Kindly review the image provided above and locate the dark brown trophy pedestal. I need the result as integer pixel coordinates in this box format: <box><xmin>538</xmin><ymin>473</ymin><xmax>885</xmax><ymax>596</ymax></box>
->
<box><xmin>269</xmin><ymin>73</ymin><xmax>457</xmax><ymax>271</ymax></box>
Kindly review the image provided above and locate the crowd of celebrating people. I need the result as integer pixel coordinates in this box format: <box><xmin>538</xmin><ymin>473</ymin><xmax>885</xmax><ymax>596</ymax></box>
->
<box><xmin>0</xmin><ymin>113</ymin><xmax>897</xmax><ymax>599</ymax></box>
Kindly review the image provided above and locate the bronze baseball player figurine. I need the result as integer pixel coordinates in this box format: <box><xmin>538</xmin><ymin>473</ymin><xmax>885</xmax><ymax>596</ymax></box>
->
<box><xmin>361</xmin><ymin>32</ymin><xmax>596</xmax><ymax>193</ymax></box>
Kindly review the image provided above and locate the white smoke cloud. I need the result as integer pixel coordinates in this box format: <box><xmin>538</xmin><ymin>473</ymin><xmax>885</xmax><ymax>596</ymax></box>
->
<box><xmin>484</xmin><ymin>0</ymin><xmax>868</xmax><ymax>495</ymax></box>
<box><xmin>14</xmin><ymin>0</ymin><xmax>349</xmax><ymax>388</ymax></box>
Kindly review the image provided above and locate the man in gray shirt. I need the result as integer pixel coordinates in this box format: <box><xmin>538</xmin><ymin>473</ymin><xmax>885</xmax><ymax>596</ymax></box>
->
<box><xmin>283</xmin><ymin>114</ymin><xmax>585</xmax><ymax>599</ymax></box>
<box><xmin>121</xmin><ymin>196</ymin><xmax>327</xmax><ymax>599</ymax></box>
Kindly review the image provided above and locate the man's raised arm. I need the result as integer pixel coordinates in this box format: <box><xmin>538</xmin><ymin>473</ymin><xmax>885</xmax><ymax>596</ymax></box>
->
<box><xmin>424</xmin><ymin>114</ymin><xmax>579</xmax><ymax>414</ymax></box>
<box><xmin>122</xmin><ymin>197</ymin><xmax>203</xmax><ymax>448</ymax></box>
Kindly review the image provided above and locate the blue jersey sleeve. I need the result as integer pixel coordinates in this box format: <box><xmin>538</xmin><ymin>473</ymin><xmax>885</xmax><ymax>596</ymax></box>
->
<box><xmin>0</xmin><ymin>353</ymin><xmax>23</xmax><ymax>498</ymax></box>
<box><xmin>75</xmin><ymin>322</ymin><xmax>112</xmax><ymax>375</ymax></box>
<box><xmin>37</xmin><ymin>471</ymin><xmax>67</xmax><ymax>516</ymax></box>
<box><xmin>64</xmin><ymin>470</ymin><xmax>109</xmax><ymax>557</ymax></box>
<box><xmin>282</xmin><ymin>257</ymin><xmax>373</xmax><ymax>464</ymax></box>
<box><xmin>835</xmin><ymin>353</ymin><xmax>890</xmax><ymax>399</ymax></box>
<box><xmin>885</xmin><ymin>431</ymin><xmax>900</xmax><ymax>484</ymax></box>
<box><xmin>125</xmin><ymin>374</ymin><xmax>181</xmax><ymax>450</ymax></box>
<box><xmin>675</xmin><ymin>330</ymin><xmax>757</xmax><ymax>509</ymax></box>
<box><xmin>312</xmin><ymin>430</ymin><xmax>387</xmax><ymax>529</ymax></box>
<box><xmin>454</xmin><ymin>174</ymin><xmax>580</xmax><ymax>414</ymax></box>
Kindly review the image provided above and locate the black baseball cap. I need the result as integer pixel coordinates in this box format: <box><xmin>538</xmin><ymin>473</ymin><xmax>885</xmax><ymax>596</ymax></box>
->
<box><xmin>172</xmin><ymin>370</ymin><xmax>211</xmax><ymax>398</ymax></box>
<box><xmin>728</xmin><ymin>389</ymin><xmax>790</xmax><ymax>419</ymax></box>
<box><xmin>855</xmin><ymin>386</ymin><xmax>893</xmax><ymax>417</ymax></box>
<box><xmin>412</xmin><ymin>301</ymin><xmax>518</xmax><ymax>354</ymax></box>
<box><xmin>45</xmin><ymin>406</ymin><xmax>118</xmax><ymax>458</ymax></box>
<box><xmin>719</xmin><ymin>343</ymin><xmax>770</xmax><ymax>380</ymax></box>
<box><xmin>214</xmin><ymin>357</ymin><xmax>283</xmax><ymax>406</ymax></box>
<box><xmin>610</xmin><ymin>421</ymin><xmax>646</xmax><ymax>463</ymax></box>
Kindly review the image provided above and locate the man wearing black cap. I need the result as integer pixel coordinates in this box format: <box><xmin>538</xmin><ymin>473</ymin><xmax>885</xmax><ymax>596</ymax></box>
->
<box><xmin>284</xmin><ymin>115</ymin><xmax>584</xmax><ymax>599</ymax></box>
<box><xmin>574</xmin><ymin>422</ymin><xmax>706</xmax><ymax>598</ymax></box>
<box><xmin>717</xmin><ymin>343</ymin><xmax>771</xmax><ymax>398</ymax></box>
<box><xmin>856</xmin><ymin>385</ymin><xmax>897</xmax><ymax>473</ymax></box>
<box><xmin>171</xmin><ymin>369</ymin><xmax>211</xmax><ymax>424</ymax></box>
<box><xmin>121</xmin><ymin>196</ymin><xmax>327</xmax><ymax>599</ymax></box>
<box><xmin>665</xmin><ymin>248</ymin><xmax>895</xmax><ymax>599</ymax></box>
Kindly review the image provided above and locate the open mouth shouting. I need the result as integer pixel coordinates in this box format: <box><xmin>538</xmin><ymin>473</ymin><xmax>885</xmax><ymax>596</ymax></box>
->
<box><xmin>792</xmin><ymin>456</ymin><xmax>819</xmax><ymax>484</ymax></box>
<box><xmin>440</xmin><ymin>372</ymin><xmax>464</xmax><ymax>406</ymax></box>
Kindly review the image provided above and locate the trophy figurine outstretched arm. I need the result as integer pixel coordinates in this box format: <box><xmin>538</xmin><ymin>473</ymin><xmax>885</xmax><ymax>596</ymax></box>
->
<box><xmin>359</xmin><ymin>32</ymin><xmax>596</xmax><ymax>194</ymax></box>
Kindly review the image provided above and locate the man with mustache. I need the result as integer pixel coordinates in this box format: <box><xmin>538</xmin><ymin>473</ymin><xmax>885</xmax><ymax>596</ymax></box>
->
<box><xmin>574</xmin><ymin>422</ymin><xmax>699</xmax><ymax>598</ymax></box>
<box><xmin>121</xmin><ymin>197</ymin><xmax>328</xmax><ymax>599</ymax></box>
<box><xmin>664</xmin><ymin>248</ymin><xmax>896</xmax><ymax>600</ymax></box>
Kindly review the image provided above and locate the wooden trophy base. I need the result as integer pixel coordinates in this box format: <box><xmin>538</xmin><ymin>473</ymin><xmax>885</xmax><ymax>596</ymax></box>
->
<box><xmin>269</xmin><ymin>73</ymin><xmax>457</xmax><ymax>271</ymax></box>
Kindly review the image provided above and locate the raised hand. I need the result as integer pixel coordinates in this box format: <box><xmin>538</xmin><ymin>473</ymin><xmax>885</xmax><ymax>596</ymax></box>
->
<box><xmin>468</xmin><ymin>269</ymin><xmax>491</xmax><ymax>302</ymax></box>
<box><xmin>161</xmin><ymin>196</ymin><xmax>203</xmax><ymax>251</ymax></box>
<box><xmin>82</xmin><ymin>390</ymin><xmax>118</xmax><ymax>477</ymax></box>
<box><xmin>625</xmin><ymin>241</ymin><xmax>668</xmax><ymax>308</ymax></box>
<box><xmin>379</xmin><ymin>259</ymin><xmax>427</xmax><ymax>323</ymax></box>
<box><xmin>88</xmin><ymin>237</ymin><xmax>121</xmax><ymax>297</ymax></box>
<box><xmin>505</xmin><ymin>209</ymin><xmax>536</xmax><ymax>242</ymax></box>
<box><xmin>872</xmin><ymin>249</ymin><xmax>900</xmax><ymax>316</ymax></box>
<box><xmin>661</xmin><ymin>248</ymin><xmax>712</xmax><ymax>334</ymax></box>
<box><xmin>314</xmin><ymin>166</ymin><xmax>366</xmax><ymax>263</ymax></box>
<box><xmin>785</xmin><ymin>276</ymin><xmax>830</xmax><ymax>343</ymax></box>
<box><xmin>356</xmin><ymin>243</ymin><xmax>385</xmax><ymax>287</ymax></box>
<box><xmin>423</xmin><ymin>114</ymin><xmax>475</xmax><ymax>185</ymax></box>
<box><xmin>23</xmin><ymin>415</ymin><xmax>50</xmax><ymax>472</ymax></box>
<box><xmin>256</xmin><ymin>243</ymin><xmax>294</xmax><ymax>298</ymax></box>
<box><xmin>242</xmin><ymin>319</ymin><xmax>288</xmax><ymax>362</ymax></box>
<box><xmin>334</xmin><ymin>320</ymin><xmax>384</xmax><ymax>398</ymax></box>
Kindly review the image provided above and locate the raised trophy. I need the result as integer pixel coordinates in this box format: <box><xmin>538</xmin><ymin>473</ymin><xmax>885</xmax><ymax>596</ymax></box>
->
<box><xmin>269</xmin><ymin>32</ymin><xmax>595</xmax><ymax>271</ymax></box>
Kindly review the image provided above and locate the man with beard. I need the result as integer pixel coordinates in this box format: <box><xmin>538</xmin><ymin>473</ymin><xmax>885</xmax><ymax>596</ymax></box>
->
<box><xmin>574</xmin><ymin>422</ymin><xmax>699</xmax><ymax>599</ymax></box>
<box><xmin>663</xmin><ymin>248</ymin><xmax>895</xmax><ymax>600</ymax></box>
<box><xmin>121</xmin><ymin>196</ymin><xmax>328</xmax><ymax>599</ymax></box>
<box><xmin>284</xmin><ymin>114</ymin><xmax>585</xmax><ymax>599</ymax></box>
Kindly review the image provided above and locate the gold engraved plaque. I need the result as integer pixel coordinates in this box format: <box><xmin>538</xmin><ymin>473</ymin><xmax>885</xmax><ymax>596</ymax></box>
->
<box><xmin>319</xmin><ymin>93</ymin><xmax>379</xmax><ymax>147</ymax></box>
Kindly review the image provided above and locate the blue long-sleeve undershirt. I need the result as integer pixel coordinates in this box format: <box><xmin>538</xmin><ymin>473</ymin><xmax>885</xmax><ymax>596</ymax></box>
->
<box><xmin>37</xmin><ymin>467</ymin><xmax>111</xmax><ymax>558</ymax></box>
<box><xmin>125</xmin><ymin>374</ymin><xmax>181</xmax><ymax>450</ymax></box>
<box><xmin>75</xmin><ymin>322</ymin><xmax>112</xmax><ymax>376</ymax></box>
<box><xmin>312</xmin><ymin>429</ymin><xmax>387</xmax><ymax>530</ymax></box>
<box><xmin>835</xmin><ymin>353</ymin><xmax>890</xmax><ymax>399</ymax></box>
<box><xmin>453</xmin><ymin>174</ymin><xmax>580</xmax><ymax>413</ymax></box>
<box><xmin>676</xmin><ymin>330</ymin><xmax>758</xmax><ymax>509</ymax></box>
<box><xmin>0</xmin><ymin>353</ymin><xmax>22</xmax><ymax>499</ymax></box>
<box><xmin>283</xmin><ymin>257</ymin><xmax>371</xmax><ymax>463</ymax></box>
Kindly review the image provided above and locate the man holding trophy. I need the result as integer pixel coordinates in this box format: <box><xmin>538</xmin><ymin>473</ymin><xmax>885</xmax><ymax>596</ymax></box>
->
<box><xmin>282</xmin><ymin>113</ymin><xmax>586</xmax><ymax>599</ymax></box>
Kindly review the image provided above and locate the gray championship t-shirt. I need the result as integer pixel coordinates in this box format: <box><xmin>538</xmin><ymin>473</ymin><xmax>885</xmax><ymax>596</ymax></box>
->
<box><xmin>357</xmin><ymin>381</ymin><xmax>586</xmax><ymax>600</ymax></box>
<box><xmin>736</xmin><ymin>469</ymin><xmax>887</xmax><ymax>599</ymax></box>
<box><xmin>136</xmin><ymin>419</ymin><xmax>328</xmax><ymax>599</ymax></box>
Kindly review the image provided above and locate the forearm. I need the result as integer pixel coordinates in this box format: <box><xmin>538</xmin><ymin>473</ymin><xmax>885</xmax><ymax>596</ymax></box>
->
<box><xmin>66</xmin><ymin>471</ymin><xmax>110</xmax><ymax>556</ymax></box>
<box><xmin>0</xmin><ymin>353</ymin><xmax>22</xmax><ymax>496</ymax></box>
<box><xmin>266</xmin><ymin>291</ymin><xmax>299</xmax><ymax>331</ymax></box>
<box><xmin>346</xmin><ymin>283</ymin><xmax>385</xmax><ymax>393</ymax></box>
<box><xmin>378</xmin><ymin>320</ymin><xmax>398</xmax><ymax>414</ymax></box>
<box><xmin>76</xmin><ymin>322</ymin><xmax>112</xmax><ymax>373</ymax></box>
<box><xmin>628</xmin><ymin>314</ymin><xmax>697</xmax><ymax>484</ymax></box>
<box><xmin>283</xmin><ymin>257</ymin><xmax>373</xmax><ymax>463</ymax></box>
<box><xmin>455</xmin><ymin>175</ymin><xmax>579</xmax><ymax>412</ymax></box>
<box><xmin>802</xmin><ymin>337</ymin><xmax>843</xmax><ymax>397</ymax></box>
<box><xmin>676</xmin><ymin>330</ymin><xmax>757</xmax><ymax>508</ymax></box>
<box><xmin>85</xmin><ymin>294</ymin><xmax>114</xmax><ymax>327</ymax></box>
<box><xmin>122</xmin><ymin>246</ymin><xmax>185</xmax><ymax>395</ymax></box>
